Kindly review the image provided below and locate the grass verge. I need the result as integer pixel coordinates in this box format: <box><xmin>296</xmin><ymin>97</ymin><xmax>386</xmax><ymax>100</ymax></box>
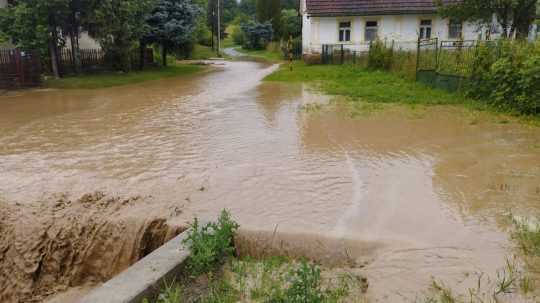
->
<box><xmin>234</xmin><ymin>46</ymin><xmax>284</xmax><ymax>62</ymax></box>
<box><xmin>145</xmin><ymin>211</ymin><xmax>368</xmax><ymax>303</ymax></box>
<box><xmin>190</xmin><ymin>44</ymin><xmax>216</xmax><ymax>60</ymax></box>
<box><xmin>265</xmin><ymin>62</ymin><xmax>540</xmax><ymax>125</ymax></box>
<box><xmin>44</xmin><ymin>64</ymin><xmax>203</xmax><ymax>89</ymax></box>
<box><xmin>265</xmin><ymin>62</ymin><xmax>479</xmax><ymax>106</ymax></box>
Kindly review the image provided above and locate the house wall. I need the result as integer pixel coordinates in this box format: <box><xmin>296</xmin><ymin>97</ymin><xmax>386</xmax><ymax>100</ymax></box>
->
<box><xmin>66</xmin><ymin>33</ymin><xmax>101</xmax><ymax>49</ymax></box>
<box><xmin>303</xmin><ymin>13</ymin><xmax>482</xmax><ymax>54</ymax></box>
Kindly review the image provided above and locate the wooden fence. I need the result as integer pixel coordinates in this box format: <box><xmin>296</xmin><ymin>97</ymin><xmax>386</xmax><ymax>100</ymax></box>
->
<box><xmin>0</xmin><ymin>49</ymin><xmax>41</xmax><ymax>89</ymax></box>
<box><xmin>59</xmin><ymin>48</ymin><xmax>105</xmax><ymax>74</ymax></box>
<box><xmin>58</xmin><ymin>48</ymin><xmax>155</xmax><ymax>75</ymax></box>
<box><xmin>0</xmin><ymin>47</ymin><xmax>155</xmax><ymax>89</ymax></box>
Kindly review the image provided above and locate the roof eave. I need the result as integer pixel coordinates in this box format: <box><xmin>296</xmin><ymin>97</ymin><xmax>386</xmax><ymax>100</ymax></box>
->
<box><xmin>306</xmin><ymin>10</ymin><xmax>439</xmax><ymax>17</ymax></box>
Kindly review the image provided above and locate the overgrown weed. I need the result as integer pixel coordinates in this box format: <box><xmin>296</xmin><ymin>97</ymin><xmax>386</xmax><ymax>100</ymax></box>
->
<box><xmin>183</xmin><ymin>210</ymin><xmax>239</xmax><ymax>276</ymax></box>
<box><xmin>420</xmin><ymin>257</ymin><xmax>538</xmax><ymax>303</ymax></box>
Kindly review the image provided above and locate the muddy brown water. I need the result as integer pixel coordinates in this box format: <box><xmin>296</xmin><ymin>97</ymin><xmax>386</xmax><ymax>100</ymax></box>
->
<box><xmin>1</xmin><ymin>60</ymin><xmax>539</xmax><ymax>302</ymax></box>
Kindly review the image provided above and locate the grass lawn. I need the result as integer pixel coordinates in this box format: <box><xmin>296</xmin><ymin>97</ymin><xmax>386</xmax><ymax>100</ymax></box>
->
<box><xmin>266</xmin><ymin>62</ymin><xmax>540</xmax><ymax>125</ymax></box>
<box><xmin>190</xmin><ymin>44</ymin><xmax>216</xmax><ymax>60</ymax></box>
<box><xmin>44</xmin><ymin>64</ymin><xmax>203</xmax><ymax>89</ymax></box>
<box><xmin>265</xmin><ymin>61</ymin><xmax>481</xmax><ymax>107</ymax></box>
<box><xmin>234</xmin><ymin>46</ymin><xmax>284</xmax><ymax>62</ymax></box>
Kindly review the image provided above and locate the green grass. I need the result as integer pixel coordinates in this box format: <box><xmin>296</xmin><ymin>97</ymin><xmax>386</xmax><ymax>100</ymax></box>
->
<box><xmin>148</xmin><ymin>257</ymin><xmax>368</xmax><ymax>303</ymax></box>
<box><xmin>265</xmin><ymin>62</ymin><xmax>540</xmax><ymax>125</ymax></box>
<box><xmin>147</xmin><ymin>212</ymin><xmax>368</xmax><ymax>303</ymax></box>
<box><xmin>511</xmin><ymin>215</ymin><xmax>540</xmax><ymax>270</ymax></box>
<box><xmin>44</xmin><ymin>64</ymin><xmax>203</xmax><ymax>89</ymax></box>
<box><xmin>190</xmin><ymin>44</ymin><xmax>217</xmax><ymax>60</ymax></box>
<box><xmin>265</xmin><ymin>62</ymin><xmax>478</xmax><ymax>106</ymax></box>
<box><xmin>234</xmin><ymin>46</ymin><xmax>284</xmax><ymax>62</ymax></box>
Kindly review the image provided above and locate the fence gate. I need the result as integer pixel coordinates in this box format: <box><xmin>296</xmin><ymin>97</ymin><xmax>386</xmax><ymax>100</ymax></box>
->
<box><xmin>0</xmin><ymin>49</ymin><xmax>41</xmax><ymax>89</ymax></box>
<box><xmin>415</xmin><ymin>38</ymin><xmax>438</xmax><ymax>85</ymax></box>
<box><xmin>416</xmin><ymin>39</ymin><xmax>483</xmax><ymax>92</ymax></box>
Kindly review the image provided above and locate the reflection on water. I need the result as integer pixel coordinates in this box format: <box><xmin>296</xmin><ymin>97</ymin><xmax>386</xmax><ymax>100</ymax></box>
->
<box><xmin>1</xmin><ymin>60</ymin><xmax>539</xmax><ymax>301</ymax></box>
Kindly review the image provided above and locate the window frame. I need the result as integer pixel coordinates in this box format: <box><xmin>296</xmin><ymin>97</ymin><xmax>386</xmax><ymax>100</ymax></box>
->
<box><xmin>338</xmin><ymin>20</ymin><xmax>352</xmax><ymax>43</ymax></box>
<box><xmin>448</xmin><ymin>19</ymin><xmax>463</xmax><ymax>40</ymax></box>
<box><xmin>419</xmin><ymin>19</ymin><xmax>433</xmax><ymax>40</ymax></box>
<box><xmin>364</xmin><ymin>20</ymin><xmax>379</xmax><ymax>42</ymax></box>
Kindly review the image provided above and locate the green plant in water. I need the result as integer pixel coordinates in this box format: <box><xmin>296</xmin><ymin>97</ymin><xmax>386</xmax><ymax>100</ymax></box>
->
<box><xmin>183</xmin><ymin>209</ymin><xmax>239</xmax><ymax>276</ymax></box>
<box><xmin>512</xmin><ymin>216</ymin><xmax>540</xmax><ymax>257</ymax></box>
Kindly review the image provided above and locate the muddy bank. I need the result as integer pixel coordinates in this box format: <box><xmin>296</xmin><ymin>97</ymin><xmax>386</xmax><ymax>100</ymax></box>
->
<box><xmin>0</xmin><ymin>193</ymin><xmax>186</xmax><ymax>303</ymax></box>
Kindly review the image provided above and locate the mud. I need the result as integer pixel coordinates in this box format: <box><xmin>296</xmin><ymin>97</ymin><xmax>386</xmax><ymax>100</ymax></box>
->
<box><xmin>1</xmin><ymin>60</ymin><xmax>540</xmax><ymax>302</ymax></box>
<box><xmin>0</xmin><ymin>193</ymin><xmax>185</xmax><ymax>302</ymax></box>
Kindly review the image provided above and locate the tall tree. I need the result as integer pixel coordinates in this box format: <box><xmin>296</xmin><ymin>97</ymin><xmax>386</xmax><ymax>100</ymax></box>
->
<box><xmin>256</xmin><ymin>0</ymin><xmax>281</xmax><ymax>39</ymax></box>
<box><xmin>0</xmin><ymin>0</ymin><xmax>70</xmax><ymax>78</ymax></box>
<box><xmin>145</xmin><ymin>0</ymin><xmax>201</xmax><ymax>66</ymax></box>
<box><xmin>207</xmin><ymin>0</ymin><xmax>225</xmax><ymax>49</ymax></box>
<box><xmin>238</xmin><ymin>0</ymin><xmax>256</xmax><ymax>16</ymax></box>
<box><xmin>85</xmin><ymin>0</ymin><xmax>155</xmax><ymax>72</ymax></box>
<box><xmin>437</xmin><ymin>0</ymin><xmax>537</xmax><ymax>38</ymax></box>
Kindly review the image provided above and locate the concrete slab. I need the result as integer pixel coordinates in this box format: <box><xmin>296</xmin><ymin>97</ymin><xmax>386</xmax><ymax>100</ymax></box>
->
<box><xmin>80</xmin><ymin>230</ymin><xmax>191</xmax><ymax>303</ymax></box>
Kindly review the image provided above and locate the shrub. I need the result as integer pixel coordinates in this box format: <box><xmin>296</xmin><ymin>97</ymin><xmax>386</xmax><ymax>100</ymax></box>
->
<box><xmin>280</xmin><ymin>9</ymin><xmax>301</xmax><ymax>40</ymax></box>
<box><xmin>466</xmin><ymin>42</ymin><xmax>498</xmax><ymax>99</ymax></box>
<box><xmin>367</xmin><ymin>40</ymin><xmax>393</xmax><ymax>70</ymax></box>
<box><xmin>183</xmin><ymin>210</ymin><xmax>239</xmax><ymax>276</ymax></box>
<box><xmin>462</xmin><ymin>39</ymin><xmax>540</xmax><ymax>116</ymax></box>
<box><xmin>516</xmin><ymin>44</ymin><xmax>540</xmax><ymax>115</ymax></box>
<box><xmin>231</xmin><ymin>25</ymin><xmax>246</xmax><ymax>46</ymax></box>
<box><xmin>196</xmin><ymin>25</ymin><xmax>213</xmax><ymax>47</ymax></box>
<box><xmin>490</xmin><ymin>55</ymin><xmax>520</xmax><ymax>110</ymax></box>
<box><xmin>240</xmin><ymin>21</ymin><xmax>273</xmax><ymax>50</ymax></box>
<box><xmin>269</xmin><ymin>261</ymin><xmax>338</xmax><ymax>303</ymax></box>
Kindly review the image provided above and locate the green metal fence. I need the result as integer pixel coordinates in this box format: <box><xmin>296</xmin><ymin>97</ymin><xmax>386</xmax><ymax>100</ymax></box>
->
<box><xmin>416</xmin><ymin>39</ymin><xmax>497</xmax><ymax>92</ymax></box>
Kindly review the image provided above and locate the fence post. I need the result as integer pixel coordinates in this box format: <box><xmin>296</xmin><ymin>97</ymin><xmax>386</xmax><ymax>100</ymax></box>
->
<box><xmin>353</xmin><ymin>51</ymin><xmax>356</xmax><ymax>65</ymax></box>
<box><xmin>415</xmin><ymin>37</ymin><xmax>421</xmax><ymax>80</ymax></box>
<box><xmin>14</xmin><ymin>50</ymin><xmax>23</xmax><ymax>87</ymax></box>
<box><xmin>340</xmin><ymin>44</ymin><xmax>344</xmax><ymax>65</ymax></box>
<box><xmin>435</xmin><ymin>37</ymin><xmax>439</xmax><ymax>72</ymax></box>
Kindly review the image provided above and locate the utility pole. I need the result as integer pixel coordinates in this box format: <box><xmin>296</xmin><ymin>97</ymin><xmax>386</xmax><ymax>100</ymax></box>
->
<box><xmin>216</xmin><ymin>0</ymin><xmax>221</xmax><ymax>57</ymax></box>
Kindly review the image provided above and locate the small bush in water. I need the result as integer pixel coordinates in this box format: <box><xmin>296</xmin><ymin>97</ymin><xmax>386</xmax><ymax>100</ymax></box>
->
<box><xmin>183</xmin><ymin>209</ymin><xmax>239</xmax><ymax>276</ymax></box>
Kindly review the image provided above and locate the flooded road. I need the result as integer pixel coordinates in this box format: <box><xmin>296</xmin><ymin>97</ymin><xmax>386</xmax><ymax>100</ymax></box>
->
<box><xmin>1</xmin><ymin>60</ymin><xmax>540</xmax><ymax>301</ymax></box>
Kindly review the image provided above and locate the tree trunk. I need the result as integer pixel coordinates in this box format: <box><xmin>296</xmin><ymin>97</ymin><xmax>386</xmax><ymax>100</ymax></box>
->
<box><xmin>162</xmin><ymin>45</ymin><xmax>167</xmax><ymax>67</ymax></box>
<box><xmin>211</xmin><ymin>16</ymin><xmax>215</xmax><ymax>51</ymax></box>
<box><xmin>139</xmin><ymin>41</ymin><xmax>146</xmax><ymax>70</ymax></box>
<box><xmin>70</xmin><ymin>32</ymin><xmax>82</xmax><ymax>74</ymax></box>
<box><xmin>48</xmin><ymin>14</ymin><xmax>60</xmax><ymax>79</ymax></box>
<box><xmin>70</xmin><ymin>12</ymin><xmax>82</xmax><ymax>74</ymax></box>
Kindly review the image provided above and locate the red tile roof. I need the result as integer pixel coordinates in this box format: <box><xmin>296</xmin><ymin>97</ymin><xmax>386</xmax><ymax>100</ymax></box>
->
<box><xmin>306</xmin><ymin>0</ymin><xmax>459</xmax><ymax>16</ymax></box>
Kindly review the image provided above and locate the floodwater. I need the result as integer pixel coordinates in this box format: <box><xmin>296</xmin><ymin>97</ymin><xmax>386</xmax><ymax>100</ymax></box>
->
<box><xmin>1</xmin><ymin>60</ymin><xmax>540</xmax><ymax>302</ymax></box>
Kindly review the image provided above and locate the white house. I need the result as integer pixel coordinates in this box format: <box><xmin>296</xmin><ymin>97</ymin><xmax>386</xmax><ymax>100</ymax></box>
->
<box><xmin>300</xmin><ymin>0</ymin><xmax>534</xmax><ymax>54</ymax></box>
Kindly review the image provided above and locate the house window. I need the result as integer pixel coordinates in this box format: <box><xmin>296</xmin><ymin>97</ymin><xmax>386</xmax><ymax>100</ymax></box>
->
<box><xmin>419</xmin><ymin>19</ymin><xmax>432</xmax><ymax>39</ymax></box>
<box><xmin>365</xmin><ymin>21</ymin><xmax>378</xmax><ymax>41</ymax></box>
<box><xmin>448</xmin><ymin>19</ymin><xmax>463</xmax><ymax>39</ymax></box>
<box><xmin>339</xmin><ymin>21</ymin><xmax>351</xmax><ymax>42</ymax></box>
